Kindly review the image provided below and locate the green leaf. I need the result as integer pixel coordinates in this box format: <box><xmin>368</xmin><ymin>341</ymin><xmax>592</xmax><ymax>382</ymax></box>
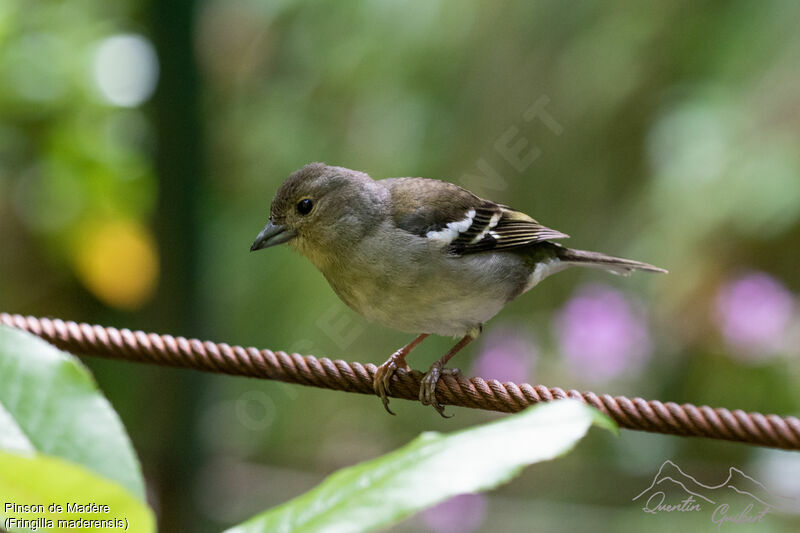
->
<box><xmin>0</xmin><ymin>450</ymin><xmax>155</xmax><ymax>533</ymax></box>
<box><xmin>226</xmin><ymin>400</ymin><xmax>615</xmax><ymax>533</ymax></box>
<box><xmin>0</xmin><ymin>326</ymin><xmax>145</xmax><ymax>500</ymax></box>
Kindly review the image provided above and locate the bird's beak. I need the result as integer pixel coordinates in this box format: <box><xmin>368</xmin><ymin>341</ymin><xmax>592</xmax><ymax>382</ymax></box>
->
<box><xmin>250</xmin><ymin>221</ymin><xmax>297</xmax><ymax>251</ymax></box>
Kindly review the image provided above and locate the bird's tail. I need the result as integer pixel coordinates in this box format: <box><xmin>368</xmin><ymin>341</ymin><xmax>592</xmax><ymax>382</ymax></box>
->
<box><xmin>555</xmin><ymin>246</ymin><xmax>667</xmax><ymax>276</ymax></box>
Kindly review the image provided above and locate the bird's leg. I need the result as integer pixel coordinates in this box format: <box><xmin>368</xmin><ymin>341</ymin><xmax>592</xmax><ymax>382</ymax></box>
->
<box><xmin>420</xmin><ymin>328</ymin><xmax>480</xmax><ymax>417</ymax></box>
<box><xmin>374</xmin><ymin>333</ymin><xmax>430</xmax><ymax>415</ymax></box>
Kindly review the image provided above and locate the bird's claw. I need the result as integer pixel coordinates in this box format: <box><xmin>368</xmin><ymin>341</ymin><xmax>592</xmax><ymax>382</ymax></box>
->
<box><xmin>419</xmin><ymin>363</ymin><xmax>460</xmax><ymax>418</ymax></box>
<box><xmin>373</xmin><ymin>352</ymin><xmax>411</xmax><ymax>415</ymax></box>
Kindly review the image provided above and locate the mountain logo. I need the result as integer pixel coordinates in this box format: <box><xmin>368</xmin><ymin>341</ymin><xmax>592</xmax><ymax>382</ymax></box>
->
<box><xmin>632</xmin><ymin>460</ymin><xmax>786</xmax><ymax>528</ymax></box>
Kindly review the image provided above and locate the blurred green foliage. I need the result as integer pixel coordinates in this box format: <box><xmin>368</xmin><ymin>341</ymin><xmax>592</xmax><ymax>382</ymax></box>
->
<box><xmin>1</xmin><ymin>0</ymin><xmax>799</xmax><ymax>531</ymax></box>
<box><xmin>226</xmin><ymin>401</ymin><xmax>611</xmax><ymax>533</ymax></box>
<box><xmin>0</xmin><ymin>327</ymin><xmax>154</xmax><ymax>531</ymax></box>
<box><xmin>0</xmin><ymin>327</ymin><xmax>146</xmax><ymax>498</ymax></box>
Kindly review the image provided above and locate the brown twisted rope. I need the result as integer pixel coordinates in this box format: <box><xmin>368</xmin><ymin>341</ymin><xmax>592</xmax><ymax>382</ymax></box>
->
<box><xmin>2</xmin><ymin>313</ymin><xmax>799</xmax><ymax>450</ymax></box>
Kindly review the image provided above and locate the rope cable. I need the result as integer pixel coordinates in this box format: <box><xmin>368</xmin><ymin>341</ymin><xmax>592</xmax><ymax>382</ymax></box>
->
<box><xmin>2</xmin><ymin>313</ymin><xmax>798</xmax><ymax>450</ymax></box>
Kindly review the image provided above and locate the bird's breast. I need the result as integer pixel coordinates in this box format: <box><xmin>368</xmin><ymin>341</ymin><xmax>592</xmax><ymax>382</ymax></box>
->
<box><xmin>315</xmin><ymin>230</ymin><xmax>531</xmax><ymax>336</ymax></box>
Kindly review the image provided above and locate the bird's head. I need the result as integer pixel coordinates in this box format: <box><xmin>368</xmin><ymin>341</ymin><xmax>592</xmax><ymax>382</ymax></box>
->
<box><xmin>251</xmin><ymin>163</ymin><xmax>386</xmax><ymax>265</ymax></box>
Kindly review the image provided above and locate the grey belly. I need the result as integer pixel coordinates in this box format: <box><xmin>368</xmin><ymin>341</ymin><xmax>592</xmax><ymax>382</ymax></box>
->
<box><xmin>323</xmin><ymin>248</ymin><xmax>531</xmax><ymax>337</ymax></box>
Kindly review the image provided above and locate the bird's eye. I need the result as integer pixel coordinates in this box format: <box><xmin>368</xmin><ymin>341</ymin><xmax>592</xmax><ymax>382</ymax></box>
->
<box><xmin>296</xmin><ymin>198</ymin><xmax>314</xmax><ymax>215</ymax></box>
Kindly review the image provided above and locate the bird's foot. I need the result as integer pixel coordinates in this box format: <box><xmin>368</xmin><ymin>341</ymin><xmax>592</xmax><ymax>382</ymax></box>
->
<box><xmin>419</xmin><ymin>363</ymin><xmax>461</xmax><ymax>418</ymax></box>
<box><xmin>373</xmin><ymin>350</ymin><xmax>412</xmax><ymax>415</ymax></box>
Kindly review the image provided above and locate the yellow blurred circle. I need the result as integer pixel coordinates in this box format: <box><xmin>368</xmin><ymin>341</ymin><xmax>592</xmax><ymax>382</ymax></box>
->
<box><xmin>74</xmin><ymin>220</ymin><xmax>159</xmax><ymax>310</ymax></box>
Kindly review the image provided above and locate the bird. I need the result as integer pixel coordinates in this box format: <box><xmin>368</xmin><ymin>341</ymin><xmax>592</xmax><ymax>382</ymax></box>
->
<box><xmin>251</xmin><ymin>163</ymin><xmax>666</xmax><ymax>416</ymax></box>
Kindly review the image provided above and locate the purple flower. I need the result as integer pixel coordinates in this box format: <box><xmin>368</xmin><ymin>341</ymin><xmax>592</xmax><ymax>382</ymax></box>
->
<box><xmin>420</xmin><ymin>493</ymin><xmax>487</xmax><ymax>533</ymax></box>
<box><xmin>471</xmin><ymin>326</ymin><xmax>536</xmax><ymax>383</ymax></box>
<box><xmin>714</xmin><ymin>272</ymin><xmax>794</xmax><ymax>360</ymax></box>
<box><xmin>554</xmin><ymin>284</ymin><xmax>652</xmax><ymax>382</ymax></box>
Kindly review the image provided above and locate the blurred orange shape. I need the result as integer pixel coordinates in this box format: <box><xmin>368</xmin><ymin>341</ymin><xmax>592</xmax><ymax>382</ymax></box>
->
<box><xmin>74</xmin><ymin>220</ymin><xmax>159</xmax><ymax>310</ymax></box>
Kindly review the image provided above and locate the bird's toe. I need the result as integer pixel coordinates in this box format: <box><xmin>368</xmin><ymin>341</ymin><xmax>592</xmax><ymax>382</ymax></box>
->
<box><xmin>419</xmin><ymin>362</ymin><xmax>452</xmax><ymax>418</ymax></box>
<box><xmin>374</xmin><ymin>357</ymin><xmax>403</xmax><ymax>415</ymax></box>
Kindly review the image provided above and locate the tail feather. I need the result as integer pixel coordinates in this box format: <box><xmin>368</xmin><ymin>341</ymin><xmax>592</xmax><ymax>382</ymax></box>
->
<box><xmin>556</xmin><ymin>247</ymin><xmax>668</xmax><ymax>276</ymax></box>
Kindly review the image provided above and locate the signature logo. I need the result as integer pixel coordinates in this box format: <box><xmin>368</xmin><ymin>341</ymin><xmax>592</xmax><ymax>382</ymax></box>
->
<box><xmin>633</xmin><ymin>460</ymin><xmax>788</xmax><ymax>529</ymax></box>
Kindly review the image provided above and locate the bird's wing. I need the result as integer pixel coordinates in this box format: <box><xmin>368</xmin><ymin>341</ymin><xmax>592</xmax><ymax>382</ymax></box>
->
<box><xmin>384</xmin><ymin>177</ymin><xmax>568</xmax><ymax>255</ymax></box>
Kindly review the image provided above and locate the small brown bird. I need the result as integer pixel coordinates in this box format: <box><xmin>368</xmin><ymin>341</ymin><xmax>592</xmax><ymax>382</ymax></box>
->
<box><xmin>251</xmin><ymin>163</ymin><xmax>666</xmax><ymax>416</ymax></box>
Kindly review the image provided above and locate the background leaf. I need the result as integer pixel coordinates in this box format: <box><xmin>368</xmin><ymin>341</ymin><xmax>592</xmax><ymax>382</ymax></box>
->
<box><xmin>0</xmin><ymin>326</ymin><xmax>146</xmax><ymax>500</ymax></box>
<box><xmin>0</xmin><ymin>450</ymin><xmax>155</xmax><ymax>533</ymax></box>
<box><xmin>226</xmin><ymin>400</ymin><xmax>613</xmax><ymax>533</ymax></box>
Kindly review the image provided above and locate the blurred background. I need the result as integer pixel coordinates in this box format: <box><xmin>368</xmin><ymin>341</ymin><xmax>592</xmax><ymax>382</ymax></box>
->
<box><xmin>2</xmin><ymin>0</ymin><xmax>799</xmax><ymax>531</ymax></box>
